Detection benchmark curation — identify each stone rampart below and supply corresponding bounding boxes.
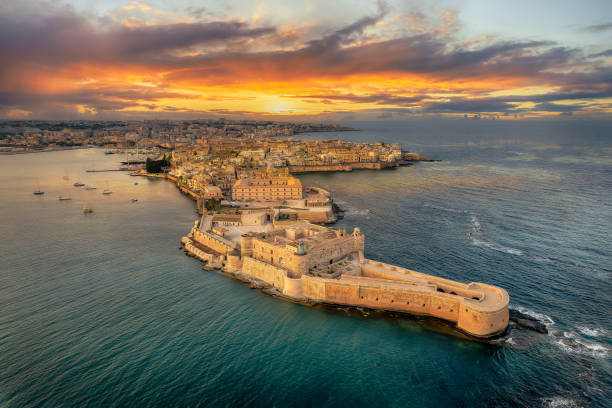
[193,229,237,254]
[299,259,509,338]
[241,256,288,291]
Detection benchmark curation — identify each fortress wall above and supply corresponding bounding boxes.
[306,236,363,269]
[241,257,287,291]
[457,301,509,337]
[302,275,326,299]
[193,229,236,254]
[251,240,296,271]
[323,281,360,304]
[283,276,303,298]
[361,259,484,299]
[300,275,478,328]
[226,254,242,272]
[457,285,509,337]
[240,235,254,257]
[295,210,334,223]
[361,263,426,284]
[350,162,398,170]
[183,240,222,267]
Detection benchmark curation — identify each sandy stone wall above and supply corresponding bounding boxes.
[241,257,287,291]
[193,229,237,254]
[304,235,364,270]
[294,210,334,223]
[299,271,508,337]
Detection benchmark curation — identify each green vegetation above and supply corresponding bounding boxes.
[146,154,172,173]
[56,141,82,146]
[205,198,221,211]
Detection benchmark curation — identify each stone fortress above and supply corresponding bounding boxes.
[182,212,509,338]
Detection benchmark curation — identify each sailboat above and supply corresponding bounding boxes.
[58,176,71,200]
[33,180,44,195]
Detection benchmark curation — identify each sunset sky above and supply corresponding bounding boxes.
[1,0,612,120]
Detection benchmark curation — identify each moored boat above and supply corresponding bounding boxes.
[73,182,85,187]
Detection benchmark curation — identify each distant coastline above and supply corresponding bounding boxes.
[0,145,92,155]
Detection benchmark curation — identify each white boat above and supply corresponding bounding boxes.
[103,189,112,195]
[58,196,72,201]
[130,198,138,202]
[86,185,97,190]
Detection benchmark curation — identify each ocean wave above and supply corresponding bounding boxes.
[577,326,608,338]
[422,204,470,214]
[333,199,371,217]
[553,331,609,358]
[344,208,371,217]
[541,397,580,408]
[468,215,524,256]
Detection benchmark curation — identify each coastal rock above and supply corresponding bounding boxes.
[509,309,548,334]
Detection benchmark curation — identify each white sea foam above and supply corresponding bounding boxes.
[554,331,609,358]
[541,396,580,408]
[468,215,524,256]
[344,208,371,217]
[577,326,608,337]
[334,200,371,218]
[513,305,555,326]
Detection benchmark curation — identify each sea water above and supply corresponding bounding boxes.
[1,119,610,407]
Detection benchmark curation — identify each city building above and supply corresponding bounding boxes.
[232,176,303,201]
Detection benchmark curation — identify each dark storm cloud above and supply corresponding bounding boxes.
[534,102,584,112]
[0,2,276,65]
[421,100,515,114]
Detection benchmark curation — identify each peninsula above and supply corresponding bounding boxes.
[9,118,509,338]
